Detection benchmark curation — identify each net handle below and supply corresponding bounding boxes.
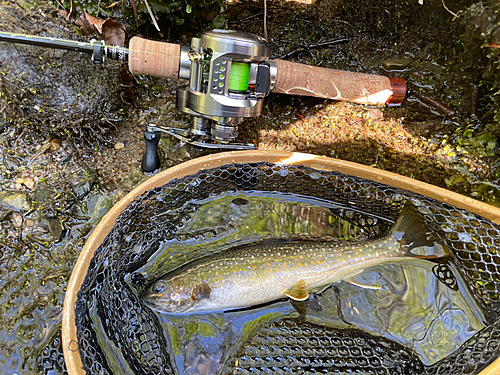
[272,59,406,105]
[62,151,500,375]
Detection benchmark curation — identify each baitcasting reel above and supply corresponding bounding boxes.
[142,29,277,172]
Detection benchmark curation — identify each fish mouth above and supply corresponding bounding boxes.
[141,293,195,314]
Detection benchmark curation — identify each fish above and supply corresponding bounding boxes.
[141,202,448,314]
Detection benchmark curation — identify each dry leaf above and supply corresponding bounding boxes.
[119,65,134,99]
[15,178,35,190]
[84,13,106,33]
[102,19,126,46]
[75,13,98,35]
[58,9,70,19]
[75,13,126,46]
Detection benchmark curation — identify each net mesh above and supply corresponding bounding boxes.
[71,162,500,375]
[221,318,425,374]
[37,329,68,375]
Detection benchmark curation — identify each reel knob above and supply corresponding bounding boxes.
[142,130,161,173]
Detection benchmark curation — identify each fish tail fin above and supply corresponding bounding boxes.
[392,201,450,259]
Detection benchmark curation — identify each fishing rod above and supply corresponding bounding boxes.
[0,32,129,63]
[0,29,407,171]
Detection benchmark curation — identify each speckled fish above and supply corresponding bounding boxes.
[142,202,447,314]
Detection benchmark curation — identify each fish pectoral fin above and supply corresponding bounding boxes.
[190,282,211,302]
[285,279,309,301]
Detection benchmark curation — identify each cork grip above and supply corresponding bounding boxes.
[128,37,180,79]
[273,59,405,105]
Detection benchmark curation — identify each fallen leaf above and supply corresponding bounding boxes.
[102,19,126,46]
[119,65,134,99]
[75,13,126,46]
[75,13,98,35]
[58,9,70,19]
[84,13,106,33]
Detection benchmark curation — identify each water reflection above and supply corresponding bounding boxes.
[314,260,485,365]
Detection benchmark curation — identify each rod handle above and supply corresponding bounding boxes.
[128,37,180,79]
[272,59,406,105]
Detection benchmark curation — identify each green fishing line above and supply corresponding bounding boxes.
[228,62,250,92]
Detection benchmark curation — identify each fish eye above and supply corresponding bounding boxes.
[153,281,166,294]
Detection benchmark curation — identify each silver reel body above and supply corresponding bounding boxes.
[151,29,276,150]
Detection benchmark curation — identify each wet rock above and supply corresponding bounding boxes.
[11,213,23,227]
[32,186,52,206]
[115,142,125,150]
[22,217,63,242]
[15,177,35,190]
[382,59,410,71]
[34,217,64,243]
[0,190,31,211]
[0,3,123,144]
[76,190,115,236]
[45,217,63,242]
[4,155,21,170]
[0,209,11,221]
[72,167,97,200]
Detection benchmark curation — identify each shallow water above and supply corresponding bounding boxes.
[136,191,486,373]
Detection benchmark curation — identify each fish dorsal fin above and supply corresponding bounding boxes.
[285,279,309,301]
[190,282,211,302]
[393,202,436,252]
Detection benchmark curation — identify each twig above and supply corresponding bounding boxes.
[263,0,268,42]
[65,0,73,22]
[308,38,349,48]
[279,37,349,59]
[131,0,139,27]
[143,0,160,31]
[229,12,263,24]
[441,0,458,18]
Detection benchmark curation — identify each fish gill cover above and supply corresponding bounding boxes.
[70,162,500,375]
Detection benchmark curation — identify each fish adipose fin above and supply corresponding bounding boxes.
[394,202,449,258]
[285,279,309,301]
[190,282,211,302]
